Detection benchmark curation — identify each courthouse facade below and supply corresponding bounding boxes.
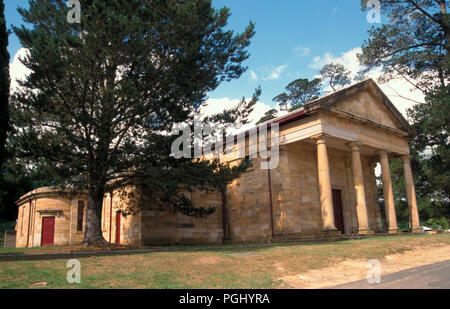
[15,79,421,247]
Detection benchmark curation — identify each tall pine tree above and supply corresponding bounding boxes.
[273,78,322,112]
[359,0,450,224]
[11,0,257,245]
[0,0,9,168]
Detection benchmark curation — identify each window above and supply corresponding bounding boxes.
[77,201,84,232]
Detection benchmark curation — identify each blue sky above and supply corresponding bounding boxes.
[210,0,373,105]
[5,1,385,112]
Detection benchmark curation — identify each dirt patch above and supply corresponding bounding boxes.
[192,256,225,265]
[280,245,450,289]
[30,281,47,288]
[228,253,260,258]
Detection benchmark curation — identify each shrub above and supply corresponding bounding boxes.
[0,221,15,233]
[426,218,450,231]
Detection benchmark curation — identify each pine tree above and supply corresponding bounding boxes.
[359,0,449,91]
[273,78,322,112]
[256,109,278,125]
[319,63,352,92]
[10,0,257,245]
[0,0,9,168]
[359,0,450,224]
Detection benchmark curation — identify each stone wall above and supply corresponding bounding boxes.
[15,189,88,248]
[101,186,141,246]
[227,158,273,242]
[3,231,16,248]
[140,188,223,245]
[225,138,384,242]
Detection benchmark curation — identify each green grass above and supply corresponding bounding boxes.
[0,233,449,289]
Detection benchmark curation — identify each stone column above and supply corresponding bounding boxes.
[313,134,337,232]
[369,162,383,232]
[401,155,420,232]
[347,142,374,234]
[377,150,398,233]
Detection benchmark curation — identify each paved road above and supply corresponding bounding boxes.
[333,260,450,289]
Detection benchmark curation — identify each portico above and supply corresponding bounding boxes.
[277,79,421,235]
[310,134,420,235]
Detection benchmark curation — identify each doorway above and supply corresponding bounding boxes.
[332,189,345,234]
[41,217,55,246]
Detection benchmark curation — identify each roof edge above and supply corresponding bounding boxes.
[15,187,87,206]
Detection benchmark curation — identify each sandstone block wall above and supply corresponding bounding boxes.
[15,190,88,248]
[3,231,16,248]
[101,186,142,246]
[140,188,223,245]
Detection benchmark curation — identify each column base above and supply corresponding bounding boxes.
[358,228,375,235]
[409,228,421,234]
[387,228,399,234]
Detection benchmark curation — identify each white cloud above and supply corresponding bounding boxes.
[9,48,31,93]
[264,65,288,81]
[200,97,273,130]
[294,45,311,57]
[249,70,258,81]
[309,47,425,119]
[309,47,363,76]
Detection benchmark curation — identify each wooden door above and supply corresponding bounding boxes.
[115,211,121,244]
[332,190,345,234]
[41,217,55,246]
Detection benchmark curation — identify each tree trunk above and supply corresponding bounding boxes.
[441,0,450,55]
[82,191,108,246]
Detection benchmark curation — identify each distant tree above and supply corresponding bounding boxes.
[0,160,54,221]
[359,0,450,224]
[0,0,9,168]
[10,0,257,245]
[256,109,278,125]
[359,0,449,91]
[319,63,352,92]
[273,78,322,112]
[407,87,450,219]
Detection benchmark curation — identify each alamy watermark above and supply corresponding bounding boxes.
[366,259,381,284]
[366,0,381,24]
[171,120,280,170]
[67,0,81,24]
[66,259,81,284]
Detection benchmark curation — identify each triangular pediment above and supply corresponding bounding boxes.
[331,88,406,132]
[304,79,414,136]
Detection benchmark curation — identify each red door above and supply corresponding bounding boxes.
[332,190,345,234]
[115,212,121,244]
[41,217,55,246]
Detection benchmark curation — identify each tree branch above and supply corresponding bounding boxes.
[405,0,441,25]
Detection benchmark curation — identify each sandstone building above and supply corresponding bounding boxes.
[15,79,421,247]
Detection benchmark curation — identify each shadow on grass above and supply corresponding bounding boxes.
[0,238,357,262]
[0,233,437,262]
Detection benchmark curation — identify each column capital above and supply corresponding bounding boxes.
[311,133,331,145]
[400,155,413,163]
[346,141,363,151]
[376,149,390,157]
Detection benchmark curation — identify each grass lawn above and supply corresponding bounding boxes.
[0,233,449,289]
